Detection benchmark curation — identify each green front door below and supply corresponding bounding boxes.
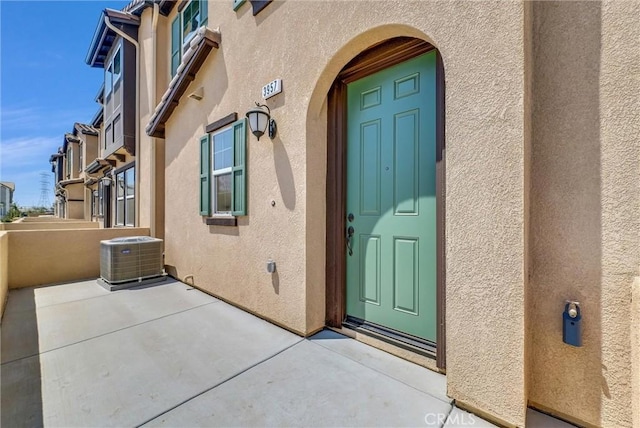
[346,51,437,342]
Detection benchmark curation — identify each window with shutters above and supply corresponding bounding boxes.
[171,0,208,77]
[199,118,246,218]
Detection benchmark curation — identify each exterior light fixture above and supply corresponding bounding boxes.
[245,102,276,140]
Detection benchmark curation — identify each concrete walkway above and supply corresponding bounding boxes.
[1,279,572,427]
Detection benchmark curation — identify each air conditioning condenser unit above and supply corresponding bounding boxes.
[98,236,166,291]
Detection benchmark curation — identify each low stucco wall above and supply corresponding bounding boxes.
[0,232,8,320]
[0,222,99,231]
[6,228,150,289]
[16,217,67,223]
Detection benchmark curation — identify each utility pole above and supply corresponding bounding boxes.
[38,172,51,208]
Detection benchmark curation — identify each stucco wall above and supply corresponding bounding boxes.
[0,232,8,320]
[161,1,528,425]
[6,228,150,289]
[85,133,98,169]
[529,1,640,427]
[137,6,167,239]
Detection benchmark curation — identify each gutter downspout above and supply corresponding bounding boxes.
[150,3,159,238]
[104,15,140,228]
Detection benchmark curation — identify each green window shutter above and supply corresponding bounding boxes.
[200,0,208,25]
[231,118,247,216]
[171,15,181,77]
[199,134,211,215]
[233,0,245,11]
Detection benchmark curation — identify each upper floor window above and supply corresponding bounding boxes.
[66,147,73,179]
[171,0,208,76]
[79,143,83,173]
[104,45,122,98]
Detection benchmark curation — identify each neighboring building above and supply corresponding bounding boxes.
[49,123,100,221]
[0,182,15,217]
[86,8,139,228]
[49,149,65,218]
[45,1,638,427]
[84,103,115,227]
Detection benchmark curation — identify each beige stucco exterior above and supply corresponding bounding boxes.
[6,227,150,289]
[27,1,637,426]
[156,1,530,425]
[137,5,167,239]
[528,2,640,427]
[146,1,640,426]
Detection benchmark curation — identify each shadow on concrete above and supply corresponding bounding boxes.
[1,288,44,426]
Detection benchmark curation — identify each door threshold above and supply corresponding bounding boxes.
[341,316,438,362]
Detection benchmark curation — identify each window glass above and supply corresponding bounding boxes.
[202,119,246,217]
[105,125,112,149]
[105,64,113,97]
[67,148,72,177]
[116,199,125,225]
[117,172,125,198]
[92,191,98,217]
[113,48,121,83]
[98,181,104,216]
[182,1,200,45]
[215,173,232,213]
[113,115,122,144]
[126,198,135,226]
[213,128,232,171]
[126,168,135,196]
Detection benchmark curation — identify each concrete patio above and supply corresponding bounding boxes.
[1,279,572,427]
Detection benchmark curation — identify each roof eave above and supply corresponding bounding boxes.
[86,9,140,68]
[146,28,220,138]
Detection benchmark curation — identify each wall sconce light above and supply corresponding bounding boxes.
[245,102,276,140]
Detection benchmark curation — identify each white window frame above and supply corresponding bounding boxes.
[66,147,73,179]
[98,180,104,217]
[210,125,233,216]
[104,41,122,100]
[125,168,135,227]
[181,0,202,52]
[115,166,135,227]
[79,142,83,173]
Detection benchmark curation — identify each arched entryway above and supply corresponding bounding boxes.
[324,37,446,369]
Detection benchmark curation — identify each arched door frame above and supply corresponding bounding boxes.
[325,37,447,369]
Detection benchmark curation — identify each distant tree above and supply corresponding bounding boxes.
[2,203,21,222]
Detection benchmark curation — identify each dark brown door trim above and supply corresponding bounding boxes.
[435,51,446,369]
[325,37,447,369]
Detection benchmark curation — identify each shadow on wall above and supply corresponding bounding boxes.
[1,289,43,426]
[529,1,602,426]
[163,41,229,169]
[272,135,296,211]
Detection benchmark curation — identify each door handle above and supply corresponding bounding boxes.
[346,226,354,256]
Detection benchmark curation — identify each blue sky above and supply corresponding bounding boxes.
[0,0,128,207]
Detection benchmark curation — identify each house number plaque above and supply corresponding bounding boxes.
[262,79,282,99]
